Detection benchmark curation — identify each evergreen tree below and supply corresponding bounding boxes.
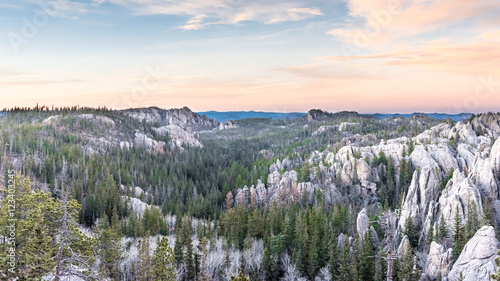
[427,225,435,245]
[437,214,448,241]
[182,216,196,281]
[174,216,184,264]
[22,208,55,280]
[403,216,418,249]
[97,218,123,280]
[465,199,480,240]
[398,240,420,281]
[491,249,500,280]
[138,231,153,281]
[482,197,493,226]
[197,237,210,281]
[335,239,351,281]
[153,236,177,281]
[452,206,466,263]
[230,270,250,281]
[359,232,375,281]
[328,234,339,278]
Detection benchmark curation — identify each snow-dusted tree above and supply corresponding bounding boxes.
[281,252,307,281]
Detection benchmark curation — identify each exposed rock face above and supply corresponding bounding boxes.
[397,236,410,258]
[312,125,338,136]
[448,226,500,281]
[41,115,60,125]
[425,242,452,280]
[155,125,203,150]
[78,114,115,127]
[233,164,343,208]
[338,122,359,132]
[134,132,165,153]
[124,106,219,130]
[438,170,483,236]
[305,109,331,122]
[356,208,370,239]
[469,156,498,199]
[42,113,116,127]
[491,137,500,176]
[218,121,238,130]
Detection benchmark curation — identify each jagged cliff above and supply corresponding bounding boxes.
[230,112,500,279]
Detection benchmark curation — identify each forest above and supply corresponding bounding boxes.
[0,106,499,281]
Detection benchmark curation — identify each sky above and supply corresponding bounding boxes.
[0,0,499,113]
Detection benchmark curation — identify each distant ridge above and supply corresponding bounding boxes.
[197,110,472,122]
[367,113,472,122]
[198,111,305,122]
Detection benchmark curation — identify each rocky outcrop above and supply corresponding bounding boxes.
[134,132,165,153]
[425,241,452,280]
[124,106,219,130]
[312,125,338,136]
[78,114,115,127]
[491,137,500,176]
[218,121,237,130]
[438,170,483,236]
[305,109,331,122]
[155,125,203,150]
[233,166,343,208]
[338,122,359,132]
[357,208,370,239]
[447,226,500,281]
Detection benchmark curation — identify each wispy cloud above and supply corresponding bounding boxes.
[275,63,380,80]
[329,0,500,48]
[102,0,323,29]
[0,79,82,87]
[321,39,500,75]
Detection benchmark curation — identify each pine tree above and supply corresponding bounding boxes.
[482,197,493,226]
[230,270,250,281]
[335,239,351,281]
[437,214,448,241]
[403,216,418,249]
[174,216,184,264]
[375,249,387,281]
[427,225,435,245]
[138,231,153,281]
[465,199,480,240]
[452,206,466,263]
[359,232,375,281]
[398,240,420,281]
[22,208,55,280]
[197,237,210,281]
[153,236,177,281]
[54,184,98,281]
[328,234,338,278]
[182,216,196,281]
[97,218,123,280]
[491,249,500,280]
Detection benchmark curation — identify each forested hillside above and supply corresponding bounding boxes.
[1,106,500,281]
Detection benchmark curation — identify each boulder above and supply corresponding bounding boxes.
[448,226,500,281]
[425,241,452,280]
[357,208,370,239]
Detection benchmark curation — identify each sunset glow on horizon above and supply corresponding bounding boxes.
[1,0,499,113]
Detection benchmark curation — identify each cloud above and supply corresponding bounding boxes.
[320,39,500,75]
[0,79,82,87]
[329,0,500,48]
[106,0,322,29]
[275,63,380,80]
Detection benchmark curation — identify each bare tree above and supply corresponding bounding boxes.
[53,183,100,281]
